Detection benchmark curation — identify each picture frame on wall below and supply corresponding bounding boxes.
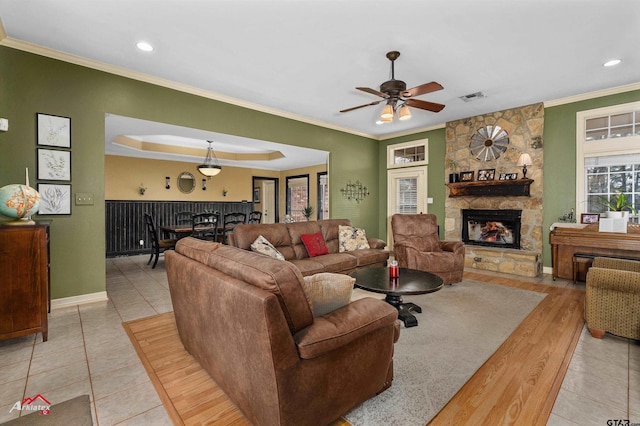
[477,168,495,181]
[37,113,71,148]
[38,148,71,181]
[459,171,474,182]
[253,187,260,203]
[38,183,71,215]
[581,213,600,224]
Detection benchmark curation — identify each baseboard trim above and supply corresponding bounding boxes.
[542,266,553,275]
[51,291,108,310]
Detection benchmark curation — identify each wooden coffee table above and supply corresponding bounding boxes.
[350,267,444,327]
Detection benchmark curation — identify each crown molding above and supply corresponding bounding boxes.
[0,36,378,140]
[0,18,7,41]
[378,123,446,141]
[544,82,640,108]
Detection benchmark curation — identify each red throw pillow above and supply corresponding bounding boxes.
[301,232,329,257]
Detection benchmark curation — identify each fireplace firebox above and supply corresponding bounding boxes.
[462,209,522,249]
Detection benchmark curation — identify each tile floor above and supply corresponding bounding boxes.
[0,255,638,425]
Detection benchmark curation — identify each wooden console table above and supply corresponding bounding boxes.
[446,179,533,197]
[549,223,640,281]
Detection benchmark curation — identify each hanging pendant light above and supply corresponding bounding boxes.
[198,140,222,177]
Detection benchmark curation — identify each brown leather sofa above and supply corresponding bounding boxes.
[166,238,400,426]
[229,218,389,276]
[391,213,465,284]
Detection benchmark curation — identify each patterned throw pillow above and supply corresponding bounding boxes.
[300,232,329,257]
[301,273,355,317]
[250,235,285,260]
[338,225,370,252]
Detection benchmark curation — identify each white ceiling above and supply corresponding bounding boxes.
[1,0,639,144]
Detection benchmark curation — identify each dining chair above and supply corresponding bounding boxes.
[220,212,247,244]
[248,211,262,224]
[175,211,194,225]
[192,212,219,241]
[144,213,177,269]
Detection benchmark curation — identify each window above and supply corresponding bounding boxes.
[317,172,329,220]
[576,101,640,216]
[286,175,309,222]
[387,139,428,168]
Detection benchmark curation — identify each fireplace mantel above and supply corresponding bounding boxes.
[446,179,533,197]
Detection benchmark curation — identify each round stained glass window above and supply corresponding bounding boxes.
[469,125,509,161]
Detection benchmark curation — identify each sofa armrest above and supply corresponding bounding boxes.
[293,298,399,360]
[439,240,465,255]
[367,237,387,250]
[587,267,640,294]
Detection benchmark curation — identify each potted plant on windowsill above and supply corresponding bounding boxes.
[302,205,314,221]
[598,190,637,220]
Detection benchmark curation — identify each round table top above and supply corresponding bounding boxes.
[349,267,444,295]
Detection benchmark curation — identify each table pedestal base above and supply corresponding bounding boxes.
[384,294,422,327]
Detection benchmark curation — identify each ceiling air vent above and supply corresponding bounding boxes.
[459,91,486,102]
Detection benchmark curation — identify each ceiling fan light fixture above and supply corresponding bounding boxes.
[398,104,411,121]
[380,103,394,120]
[198,140,222,177]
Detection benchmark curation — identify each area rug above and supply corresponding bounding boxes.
[343,279,546,425]
[0,395,92,426]
[124,278,548,425]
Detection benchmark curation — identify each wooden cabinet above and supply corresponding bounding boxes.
[0,223,49,342]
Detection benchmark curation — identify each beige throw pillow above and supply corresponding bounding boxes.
[301,273,354,317]
[250,235,285,260]
[338,225,370,252]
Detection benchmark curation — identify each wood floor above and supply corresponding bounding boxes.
[123,273,584,426]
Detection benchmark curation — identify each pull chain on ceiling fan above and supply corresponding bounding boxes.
[340,51,445,123]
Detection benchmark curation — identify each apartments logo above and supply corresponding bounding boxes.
[9,394,51,415]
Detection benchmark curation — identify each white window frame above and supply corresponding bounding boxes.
[576,101,640,216]
[387,139,429,169]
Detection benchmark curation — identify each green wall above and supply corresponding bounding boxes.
[0,46,380,299]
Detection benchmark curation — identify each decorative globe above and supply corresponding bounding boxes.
[0,184,41,225]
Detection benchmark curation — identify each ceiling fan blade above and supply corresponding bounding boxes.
[402,81,443,98]
[405,98,446,113]
[339,100,383,113]
[356,87,389,99]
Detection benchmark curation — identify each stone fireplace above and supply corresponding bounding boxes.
[444,103,544,277]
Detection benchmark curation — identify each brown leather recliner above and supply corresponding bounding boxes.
[166,238,400,425]
[391,214,465,284]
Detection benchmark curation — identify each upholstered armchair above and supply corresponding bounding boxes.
[585,257,640,339]
[391,214,465,284]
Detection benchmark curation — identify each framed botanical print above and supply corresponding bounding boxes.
[37,113,71,148]
[38,148,71,181]
[38,183,71,215]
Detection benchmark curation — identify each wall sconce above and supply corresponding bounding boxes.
[202,179,207,191]
[340,180,369,203]
[165,176,171,189]
[222,188,228,197]
[139,184,147,195]
[516,153,533,179]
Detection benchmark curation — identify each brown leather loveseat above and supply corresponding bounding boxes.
[166,238,400,425]
[229,218,389,276]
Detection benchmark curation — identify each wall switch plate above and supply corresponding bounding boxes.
[427,197,434,204]
[0,118,8,132]
[75,193,94,205]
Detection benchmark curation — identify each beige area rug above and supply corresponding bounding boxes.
[0,395,92,426]
[344,279,546,425]
[124,279,546,425]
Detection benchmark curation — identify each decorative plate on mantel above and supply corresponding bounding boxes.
[470,125,510,161]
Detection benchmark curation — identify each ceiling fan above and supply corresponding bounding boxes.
[340,51,445,122]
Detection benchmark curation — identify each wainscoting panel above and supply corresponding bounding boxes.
[106,200,254,257]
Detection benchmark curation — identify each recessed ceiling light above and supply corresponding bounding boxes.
[603,59,621,67]
[136,41,154,52]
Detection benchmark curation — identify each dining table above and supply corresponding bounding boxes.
[160,223,218,241]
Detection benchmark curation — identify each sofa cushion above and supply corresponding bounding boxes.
[231,223,296,260]
[347,248,390,267]
[176,238,313,333]
[288,258,327,277]
[251,235,285,260]
[339,225,371,252]
[318,218,353,254]
[286,221,323,259]
[301,273,354,317]
[305,253,358,273]
[300,232,329,257]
